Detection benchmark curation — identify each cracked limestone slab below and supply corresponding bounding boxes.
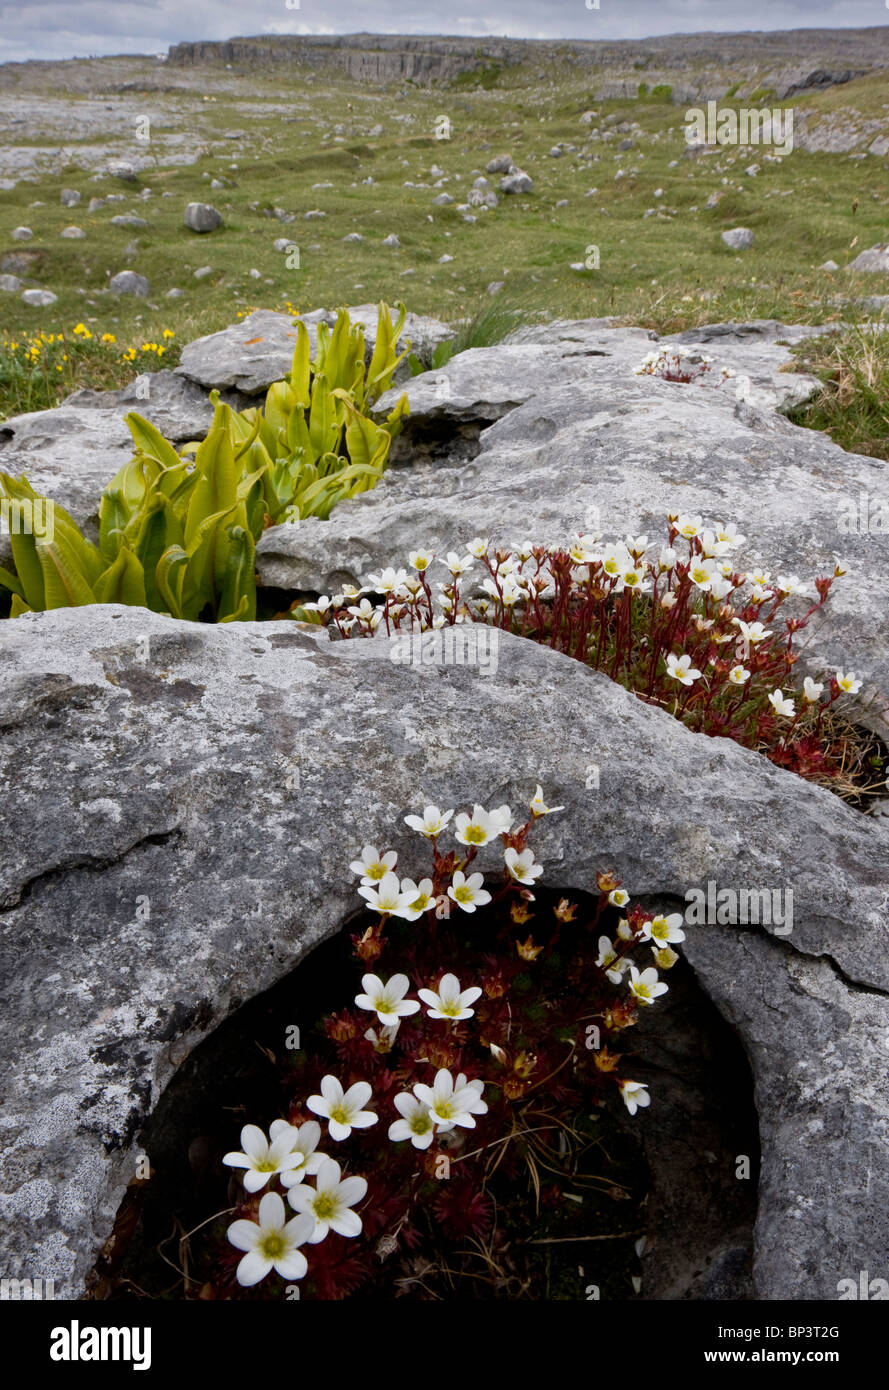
[0,607,887,1299]
[0,314,822,561]
[372,318,824,427]
[256,321,888,736]
[678,928,889,1300]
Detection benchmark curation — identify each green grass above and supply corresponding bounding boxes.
[788,322,889,459]
[421,291,550,369]
[0,58,887,421]
[452,63,504,90]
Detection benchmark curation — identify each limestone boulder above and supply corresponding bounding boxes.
[257,322,889,734]
[0,608,887,1300]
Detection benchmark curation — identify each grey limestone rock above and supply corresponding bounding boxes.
[256,319,889,738]
[0,609,886,1300]
[849,244,889,273]
[184,202,223,233]
[722,227,755,250]
[109,271,149,296]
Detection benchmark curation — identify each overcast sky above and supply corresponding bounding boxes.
[1,0,887,65]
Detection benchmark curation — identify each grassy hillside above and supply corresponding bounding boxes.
[1,54,887,418]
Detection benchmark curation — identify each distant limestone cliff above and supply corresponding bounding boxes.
[166,28,889,99]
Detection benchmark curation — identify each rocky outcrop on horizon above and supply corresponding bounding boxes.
[164,28,889,100]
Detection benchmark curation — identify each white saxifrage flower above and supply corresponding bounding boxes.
[364,1022,401,1053]
[306,1076,378,1142]
[227,1192,315,1286]
[354,973,421,1025]
[728,665,750,685]
[708,574,734,601]
[349,845,397,885]
[676,514,703,539]
[348,597,380,627]
[596,936,629,984]
[357,869,416,917]
[608,888,629,908]
[529,784,565,818]
[222,1122,307,1193]
[454,803,512,846]
[442,551,473,577]
[715,522,745,549]
[398,877,437,920]
[504,847,544,885]
[448,870,492,913]
[733,618,771,645]
[666,653,702,686]
[618,1081,651,1117]
[601,542,631,577]
[412,1069,487,1131]
[803,676,824,703]
[418,972,483,1020]
[776,574,807,597]
[404,804,454,838]
[367,566,409,595]
[689,559,717,590]
[388,1093,436,1149]
[628,965,669,1005]
[568,537,598,565]
[484,575,523,607]
[642,913,686,946]
[619,566,650,595]
[768,689,796,718]
[835,670,863,695]
[286,1156,368,1243]
[489,804,513,834]
[273,1119,327,1188]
